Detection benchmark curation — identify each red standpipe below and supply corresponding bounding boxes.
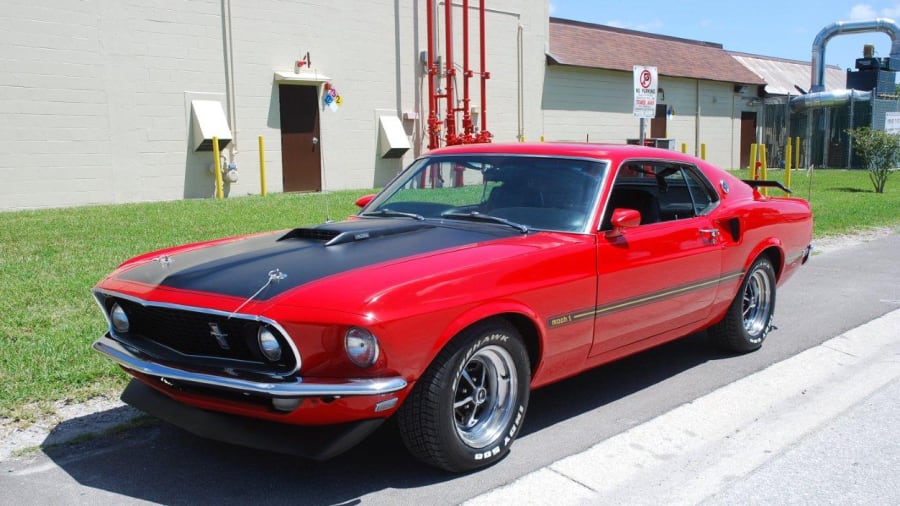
[426,0,441,150]
[444,0,458,145]
[461,0,474,142]
[476,0,492,143]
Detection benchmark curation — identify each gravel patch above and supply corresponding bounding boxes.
[0,397,142,461]
[812,227,897,256]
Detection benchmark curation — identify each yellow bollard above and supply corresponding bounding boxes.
[784,140,792,190]
[213,136,223,200]
[700,143,707,160]
[749,143,758,177]
[794,137,801,169]
[258,135,267,196]
[681,143,687,154]
[760,144,769,196]
[540,135,545,142]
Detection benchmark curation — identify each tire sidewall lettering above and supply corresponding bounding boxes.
[466,402,526,463]
[449,329,526,465]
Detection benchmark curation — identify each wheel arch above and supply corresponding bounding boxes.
[747,239,784,281]
[434,304,544,377]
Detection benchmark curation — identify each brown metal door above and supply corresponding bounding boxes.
[279,85,321,192]
[650,104,667,138]
[740,112,757,170]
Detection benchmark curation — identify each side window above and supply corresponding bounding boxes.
[684,168,718,214]
[603,162,719,230]
[657,166,718,220]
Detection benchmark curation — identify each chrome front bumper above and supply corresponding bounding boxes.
[93,335,408,399]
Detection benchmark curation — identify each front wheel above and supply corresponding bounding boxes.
[710,256,777,353]
[397,319,530,472]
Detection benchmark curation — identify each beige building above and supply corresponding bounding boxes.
[541,18,766,170]
[1,1,548,210]
[3,3,824,211]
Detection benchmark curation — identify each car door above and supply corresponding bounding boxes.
[589,161,726,357]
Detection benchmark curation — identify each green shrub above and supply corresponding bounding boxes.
[848,127,899,193]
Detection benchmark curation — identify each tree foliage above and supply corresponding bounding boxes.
[849,127,899,193]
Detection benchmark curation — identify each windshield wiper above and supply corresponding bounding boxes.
[441,211,529,233]
[361,209,425,221]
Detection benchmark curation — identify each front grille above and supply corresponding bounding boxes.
[111,298,296,373]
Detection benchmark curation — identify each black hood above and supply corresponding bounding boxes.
[117,219,517,300]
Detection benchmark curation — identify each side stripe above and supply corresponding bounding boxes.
[547,270,745,328]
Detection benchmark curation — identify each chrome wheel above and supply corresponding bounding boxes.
[709,256,776,353]
[742,267,773,339]
[398,319,530,472]
[453,345,519,448]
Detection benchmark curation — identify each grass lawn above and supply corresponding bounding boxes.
[728,168,900,237]
[1,170,898,421]
[0,190,371,421]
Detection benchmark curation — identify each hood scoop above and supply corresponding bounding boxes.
[279,220,433,247]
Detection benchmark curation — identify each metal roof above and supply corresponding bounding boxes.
[729,52,847,96]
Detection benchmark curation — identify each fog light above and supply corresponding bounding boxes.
[258,327,283,362]
[110,303,130,333]
[345,327,379,367]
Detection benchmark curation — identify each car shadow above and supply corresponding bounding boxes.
[41,331,732,505]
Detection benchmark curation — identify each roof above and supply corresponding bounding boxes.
[547,18,765,85]
[729,51,847,95]
[429,141,710,164]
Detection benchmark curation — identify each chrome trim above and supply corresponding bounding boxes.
[93,288,302,375]
[93,335,408,398]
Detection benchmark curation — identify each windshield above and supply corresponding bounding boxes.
[363,155,607,233]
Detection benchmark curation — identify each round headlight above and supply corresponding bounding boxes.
[110,303,130,333]
[257,327,283,362]
[345,327,379,368]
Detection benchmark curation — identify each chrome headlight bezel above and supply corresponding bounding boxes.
[344,327,380,368]
[257,326,284,362]
[110,303,130,334]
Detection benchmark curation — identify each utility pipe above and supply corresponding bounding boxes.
[222,0,238,159]
[790,89,871,111]
[444,0,457,145]
[694,80,701,157]
[478,0,489,139]
[517,22,524,142]
[462,0,473,141]
[477,0,492,142]
[426,0,439,149]
[810,18,900,92]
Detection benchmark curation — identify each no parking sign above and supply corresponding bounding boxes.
[633,65,658,118]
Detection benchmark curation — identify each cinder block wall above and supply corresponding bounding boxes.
[0,0,548,210]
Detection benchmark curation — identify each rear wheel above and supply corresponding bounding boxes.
[398,319,530,472]
[710,256,776,353]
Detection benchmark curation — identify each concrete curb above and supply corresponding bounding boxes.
[466,308,900,505]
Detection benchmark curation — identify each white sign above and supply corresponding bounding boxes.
[886,112,900,134]
[633,65,658,119]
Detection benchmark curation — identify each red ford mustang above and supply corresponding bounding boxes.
[93,143,812,472]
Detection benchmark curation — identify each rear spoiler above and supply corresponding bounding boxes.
[742,179,792,194]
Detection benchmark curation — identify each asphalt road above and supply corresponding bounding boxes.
[2,232,898,506]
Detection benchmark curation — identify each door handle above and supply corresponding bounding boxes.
[699,228,720,244]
